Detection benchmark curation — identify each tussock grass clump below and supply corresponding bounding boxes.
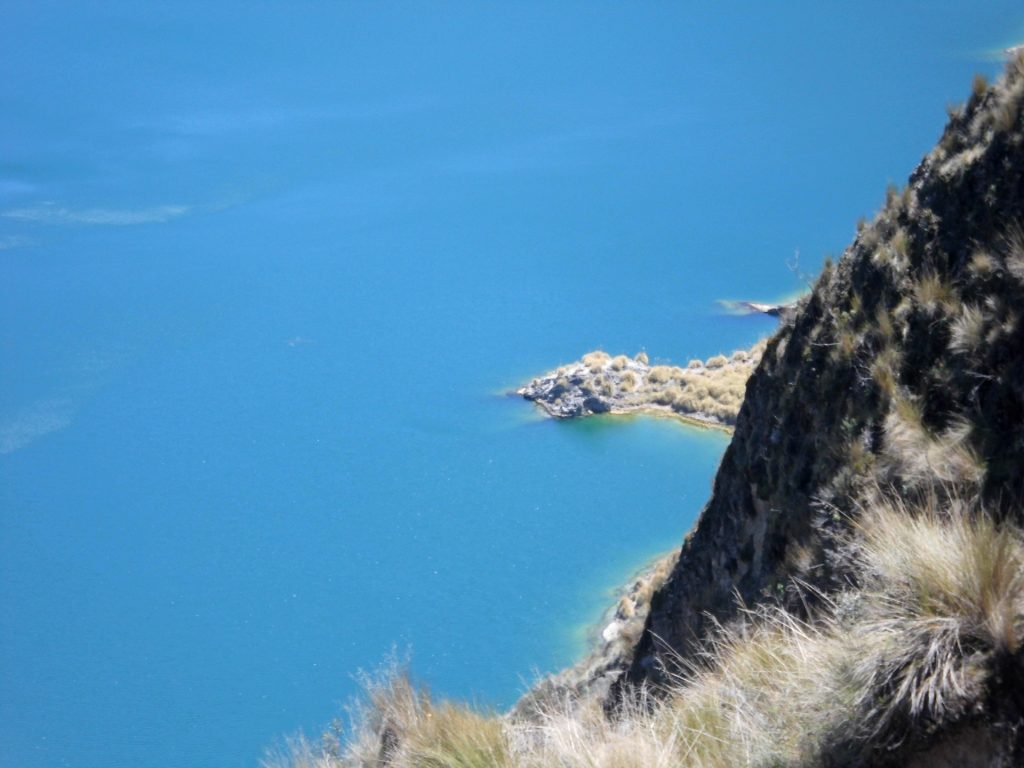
[874,305,896,344]
[647,366,674,384]
[870,347,901,396]
[871,228,910,276]
[610,355,630,371]
[913,271,957,316]
[968,248,999,276]
[705,354,728,369]
[404,704,511,768]
[948,304,986,354]
[265,668,512,768]
[654,385,682,407]
[1003,223,1024,282]
[582,351,610,366]
[582,351,611,373]
[883,392,986,486]
[271,496,1024,768]
[844,494,1024,747]
[687,359,703,369]
[520,694,682,768]
[831,327,860,362]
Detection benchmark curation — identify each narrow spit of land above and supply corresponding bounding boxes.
[518,342,767,431]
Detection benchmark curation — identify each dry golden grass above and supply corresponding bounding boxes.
[582,351,611,367]
[271,494,1024,768]
[968,248,998,276]
[883,393,986,487]
[831,327,860,362]
[583,351,611,374]
[518,695,682,768]
[871,347,901,396]
[948,304,985,354]
[874,305,896,344]
[913,271,957,316]
[401,703,512,768]
[1003,223,1024,282]
[846,494,1024,745]
[647,365,674,384]
[705,354,728,369]
[653,384,682,407]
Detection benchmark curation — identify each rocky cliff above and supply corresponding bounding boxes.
[273,54,1024,768]
[620,53,1024,755]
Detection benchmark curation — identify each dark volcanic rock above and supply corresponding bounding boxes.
[617,54,1024,758]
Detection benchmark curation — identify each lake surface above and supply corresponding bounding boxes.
[2,3,1021,767]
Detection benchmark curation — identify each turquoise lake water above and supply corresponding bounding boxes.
[2,3,1022,767]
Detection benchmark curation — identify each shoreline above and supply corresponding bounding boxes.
[597,404,735,434]
[513,547,681,718]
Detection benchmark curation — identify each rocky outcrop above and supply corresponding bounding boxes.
[518,346,765,429]
[613,53,1024,761]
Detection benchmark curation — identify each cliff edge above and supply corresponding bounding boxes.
[621,54,1024,762]
[271,53,1024,768]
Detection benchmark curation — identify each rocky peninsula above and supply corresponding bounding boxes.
[518,343,766,429]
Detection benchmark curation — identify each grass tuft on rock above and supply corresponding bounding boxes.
[269,493,1024,768]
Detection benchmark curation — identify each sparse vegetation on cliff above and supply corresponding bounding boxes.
[267,492,1024,768]
[269,50,1024,768]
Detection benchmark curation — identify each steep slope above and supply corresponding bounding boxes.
[626,53,1024,698]
[270,55,1024,768]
